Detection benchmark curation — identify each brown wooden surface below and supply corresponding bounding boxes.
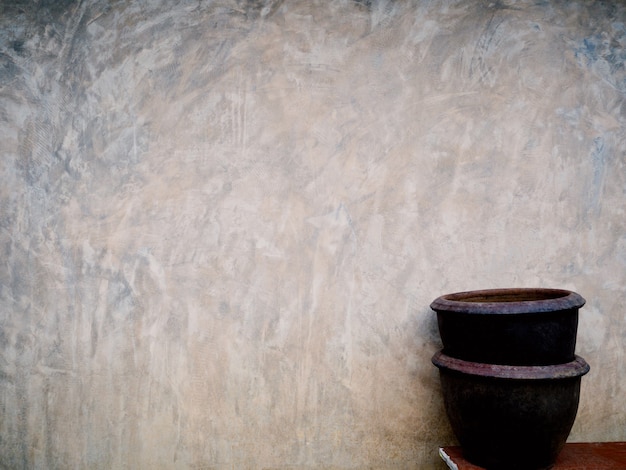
[440,442,626,469]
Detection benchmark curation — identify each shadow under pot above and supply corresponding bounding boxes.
[431,288,585,366]
[432,350,590,470]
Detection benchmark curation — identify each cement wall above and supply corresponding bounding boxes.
[1,0,625,468]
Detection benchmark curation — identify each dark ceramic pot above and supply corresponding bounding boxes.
[431,288,585,365]
[432,350,590,470]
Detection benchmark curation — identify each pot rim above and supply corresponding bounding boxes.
[430,288,585,315]
[432,350,590,379]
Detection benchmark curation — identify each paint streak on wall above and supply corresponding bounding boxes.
[1,0,625,468]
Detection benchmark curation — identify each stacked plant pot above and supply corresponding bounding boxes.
[430,288,590,470]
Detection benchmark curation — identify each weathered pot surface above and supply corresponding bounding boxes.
[432,350,590,470]
[431,288,586,365]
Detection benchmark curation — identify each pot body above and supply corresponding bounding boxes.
[431,288,585,365]
[432,351,590,470]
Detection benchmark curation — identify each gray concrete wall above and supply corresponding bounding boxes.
[1,0,625,468]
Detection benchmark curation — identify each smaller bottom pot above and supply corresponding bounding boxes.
[432,351,590,470]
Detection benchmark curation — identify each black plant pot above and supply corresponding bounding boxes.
[432,350,590,470]
[431,288,585,365]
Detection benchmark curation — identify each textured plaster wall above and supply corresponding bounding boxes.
[1,0,625,468]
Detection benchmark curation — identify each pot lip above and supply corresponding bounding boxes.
[430,288,585,315]
[431,350,590,380]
